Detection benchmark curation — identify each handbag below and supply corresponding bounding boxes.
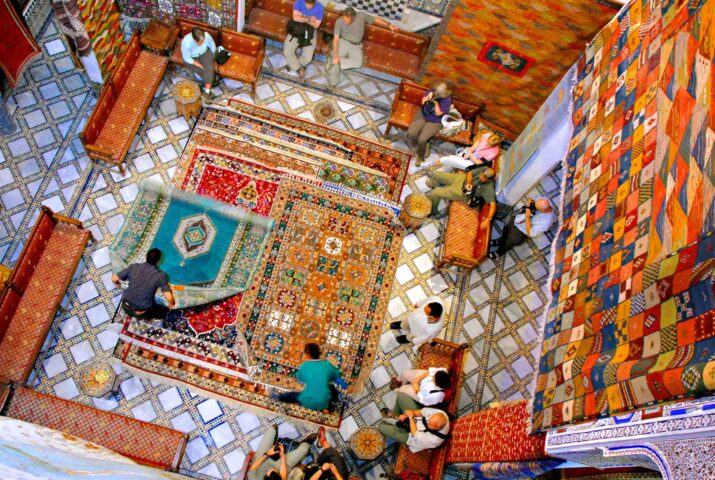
[287,19,315,48]
[215,48,231,65]
[439,105,465,136]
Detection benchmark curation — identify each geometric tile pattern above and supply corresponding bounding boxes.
[4,15,559,479]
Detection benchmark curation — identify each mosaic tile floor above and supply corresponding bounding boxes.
[1,17,560,479]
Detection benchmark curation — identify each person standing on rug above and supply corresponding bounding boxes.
[112,248,175,320]
[426,166,497,218]
[284,0,324,78]
[390,296,446,346]
[420,131,501,171]
[181,27,217,100]
[377,391,450,452]
[407,81,454,166]
[325,7,398,91]
[488,197,555,260]
[270,343,344,412]
[389,367,452,407]
[247,425,320,480]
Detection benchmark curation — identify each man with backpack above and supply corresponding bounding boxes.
[284,0,324,78]
[377,392,450,452]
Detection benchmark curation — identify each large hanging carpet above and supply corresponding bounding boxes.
[532,0,715,432]
[115,104,405,427]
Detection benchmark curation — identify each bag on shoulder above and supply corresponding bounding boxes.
[287,19,315,48]
[215,47,231,65]
[439,105,465,137]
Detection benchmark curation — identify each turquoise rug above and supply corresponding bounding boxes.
[110,180,274,308]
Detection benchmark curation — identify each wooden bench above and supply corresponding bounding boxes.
[391,339,468,480]
[169,18,265,97]
[0,207,92,384]
[80,32,168,174]
[0,384,188,471]
[436,201,492,271]
[245,0,430,79]
[386,80,486,147]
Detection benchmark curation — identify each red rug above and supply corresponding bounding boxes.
[0,0,41,88]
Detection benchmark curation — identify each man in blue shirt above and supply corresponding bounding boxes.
[112,248,175,320]
[180,27,217,99]
[283,0,324,78]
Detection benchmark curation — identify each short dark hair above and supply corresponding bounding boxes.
[264,472,282,480]
[305,342,321,359]
[146,248,162,265]
[305,0,316,4]
[434,370,452,389]
[426,302,443,318]
[191,27,204,42]
[342,6,356,17]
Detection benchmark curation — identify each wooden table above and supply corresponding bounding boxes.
[399,192,431,231]
[79,363,119,398]
[140,19,179,55]
[350,426,384,461]
[172,80,202,121]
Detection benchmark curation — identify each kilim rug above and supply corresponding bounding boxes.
[531,0,715,432]
[110,179,274,308]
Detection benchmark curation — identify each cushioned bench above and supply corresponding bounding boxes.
[437,201,492,271]
[392,339,468,480]
[80,32,168,174]
[386,80,486,147]
[169,18,265,97]
[0,207,91,383]
[0,385,188,471]
[245,0,430,79]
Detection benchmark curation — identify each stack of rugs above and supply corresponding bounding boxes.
[111,101,410,427]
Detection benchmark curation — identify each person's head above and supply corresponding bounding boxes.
[479,168,496,182]
[191,27,205,44]
[305,342,321,359]
[341,7,356,24]
[146,248,162,266]
[427,411,449,430]
[434,370,452,389]
[424,302,443,320]
[432,81,453,99]
[305,0,316,5]
[535,198,553,213]
[264,471,282,480]
[487,133,501,147]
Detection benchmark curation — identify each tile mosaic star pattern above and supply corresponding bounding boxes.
[1,15,558,479]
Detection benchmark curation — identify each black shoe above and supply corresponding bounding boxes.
[395,335,410,344]
[300,432,319,445]
[389,321,402,330]
[488,251,498,260]
[490,239,499,247]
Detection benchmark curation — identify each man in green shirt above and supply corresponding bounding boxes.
[270,343,343,411]
[426,167,497,222]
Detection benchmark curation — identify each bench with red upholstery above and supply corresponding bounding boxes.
[81,32,168,174]
[169,18,265,96]
[245,0,429,79]
[0,207,91,384]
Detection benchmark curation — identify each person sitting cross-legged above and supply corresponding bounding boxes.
[377,391,450,453]
[247,425,320,480]
[270,343,344,412]
[390,367,451,407]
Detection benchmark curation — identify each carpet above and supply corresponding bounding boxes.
[115,0,237,29]
[109,179,274,308]
[532,0,715,432]
[77,0,123,80]
[0,0,42,88]
[116,177,404,427]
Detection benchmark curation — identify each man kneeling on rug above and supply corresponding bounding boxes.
[112,248,175,320]
[270,343,345,412]
[248,425,320,480]
[377,391,450,452]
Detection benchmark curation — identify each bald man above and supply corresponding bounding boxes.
[489,197,555,259]
[377,391,450,452]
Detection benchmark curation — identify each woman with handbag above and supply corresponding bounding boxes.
[407,81,453,165]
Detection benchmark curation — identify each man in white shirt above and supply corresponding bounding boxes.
[390,296,445,346]
[488,197,555,259]
[391,367,451,406]
[377,391,450,452]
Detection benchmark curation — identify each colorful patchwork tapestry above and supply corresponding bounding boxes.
[532,0,715,432]
[423,0,619,136]
[77,0,124,80]
[117,179,403,427]
[110,180,274,308]
[116,0,237,29]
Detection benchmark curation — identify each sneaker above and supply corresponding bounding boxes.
[389,321,402,330]
[488,251,498,260]
[317,426,328,448]
[490,239,499,247]
[389,377,402,390]
[425,179,434,189]
[299,432,319,445]
[415,156,424,167]
[297,66,306,79]
[380,407,396,418]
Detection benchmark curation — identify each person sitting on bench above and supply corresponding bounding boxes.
[112,248,175,320]
[377,391,450,452]
[390,367,451,407]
